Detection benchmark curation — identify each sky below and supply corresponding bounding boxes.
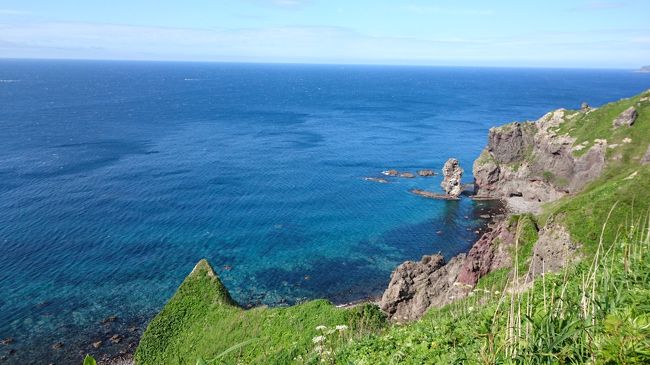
[0,0,649,68]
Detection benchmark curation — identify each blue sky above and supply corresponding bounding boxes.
[0,0,648,68]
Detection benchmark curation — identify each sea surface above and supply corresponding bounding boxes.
[0,60,648,363]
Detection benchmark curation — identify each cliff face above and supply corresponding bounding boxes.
[473,109,607,208]
[381,90,650,322]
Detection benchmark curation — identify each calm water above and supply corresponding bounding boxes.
[1,60,648,363]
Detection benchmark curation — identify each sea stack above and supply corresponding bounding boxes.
[440,158,463,198]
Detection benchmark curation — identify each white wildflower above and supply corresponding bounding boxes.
[312,335,325,344]
[335,325,348,331]
[315,325,327,331]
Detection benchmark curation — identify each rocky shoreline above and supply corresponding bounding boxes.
[377,94,650,322]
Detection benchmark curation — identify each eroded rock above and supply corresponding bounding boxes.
[417,169,435,177]
[441,158,464,197]
[612,106,637,128]
[380,254,468,321]
[528,223,580,279]
[473,109,607,210]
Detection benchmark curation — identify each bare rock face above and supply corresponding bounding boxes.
[440,158,464,197]
[380,254,468,322]
[456,220,516,286]
[527,223,580,279]
[612,106,638,128]
[473,109,607,210]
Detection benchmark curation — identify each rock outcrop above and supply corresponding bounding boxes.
[473,109,607,210]
[612,106,637,128]
[527,223,580,279]
[380,254,468,322]
[417,169,435,177]
[455,220,515,286]
[381,219,517,321]
[440,158,463,197]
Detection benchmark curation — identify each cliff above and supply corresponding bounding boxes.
[379,88,650,321]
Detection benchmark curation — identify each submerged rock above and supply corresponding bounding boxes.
[0,338,14,345]
[410,189,458,200]
[364,177,389,183]
[399,172,415,178]
[417,169,435,177]
[612,106,637,128]
[381,169,399,176]
[440,158,464,197]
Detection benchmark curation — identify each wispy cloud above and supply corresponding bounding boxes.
[405,5,495,16]
[571,1,628,11]
[0,21,648,67]
[0,9,31,15]
[246,0,311,9]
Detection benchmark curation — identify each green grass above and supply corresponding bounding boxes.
[554,90,650,159]
[134,260,386,365]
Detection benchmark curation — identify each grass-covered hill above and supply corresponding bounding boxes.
[132,90,650,365]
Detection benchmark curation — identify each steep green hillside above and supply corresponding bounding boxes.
[134,260,385,365]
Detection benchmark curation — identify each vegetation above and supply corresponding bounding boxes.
[337,210,650,364]
[134,260,386,365]
[133,91,650,364]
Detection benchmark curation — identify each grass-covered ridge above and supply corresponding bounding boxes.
[134,260,386,365]
[135,91,650,364]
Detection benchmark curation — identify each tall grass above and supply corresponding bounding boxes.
[337,206,650,364]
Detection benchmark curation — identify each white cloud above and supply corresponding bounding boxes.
[0,21,647,67]
[0,9,31,15]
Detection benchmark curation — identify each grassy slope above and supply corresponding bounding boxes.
[135,91,650,364]
[134,260,385,365]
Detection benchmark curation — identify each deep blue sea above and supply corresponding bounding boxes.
[0,60,648,364]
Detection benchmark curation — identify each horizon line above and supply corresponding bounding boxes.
[0,56,641,71]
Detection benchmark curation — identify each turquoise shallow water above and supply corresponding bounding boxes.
[0,60,649,363]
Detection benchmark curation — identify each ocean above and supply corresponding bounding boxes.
[0,60,648,363]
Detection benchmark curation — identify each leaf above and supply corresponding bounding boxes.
[83,354,97,365]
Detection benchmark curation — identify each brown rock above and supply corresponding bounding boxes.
[101,315,118,325]
[473,109,607,211]
[410,189,458,200]
[527,223,580,280]
[417,169,435,177]
[92,340,102,349]
[380,254,469,321]
[51,342,64,350]
[109,334,124,344]
[612,106,637,128]
[456,220,517,286]
[399,172,415,178]
[0,337,14,345]
[382,169,399,176]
